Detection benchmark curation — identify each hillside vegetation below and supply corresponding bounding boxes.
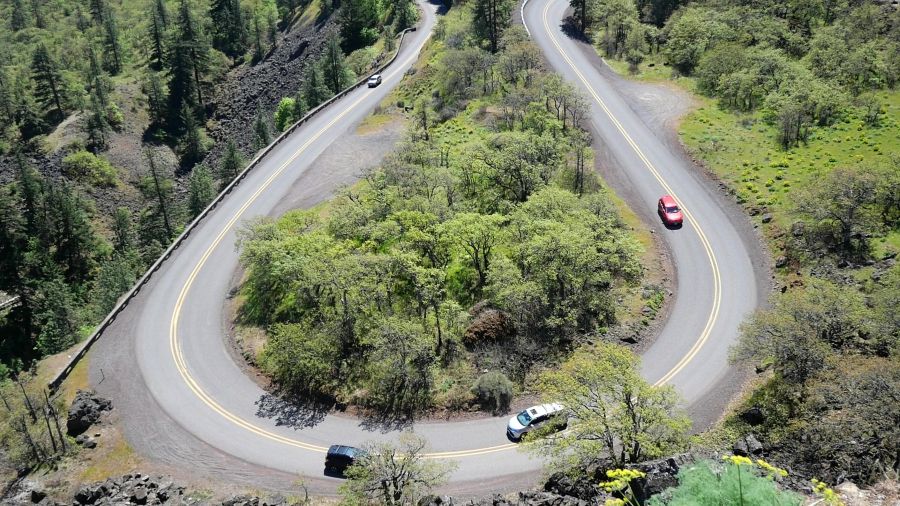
[238,4,650,418]
[573,0,900,487]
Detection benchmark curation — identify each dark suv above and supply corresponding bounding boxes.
[325,445,366,476]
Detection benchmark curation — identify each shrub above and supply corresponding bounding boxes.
[274,97,297,132]
[472,371,513,414]
[61,150,118,187]
[648,458,801,506]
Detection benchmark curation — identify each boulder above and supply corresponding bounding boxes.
[739,406,766,426]
[544,471,600,500]
[761,214,772,224]
[631,454,695,501]
[733,434,764,456]
[775,256,787,268]
[463,309,515,345]
[67,390,112,436]
[518,490,588,505]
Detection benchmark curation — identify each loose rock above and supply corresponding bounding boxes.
[67,390,112,436]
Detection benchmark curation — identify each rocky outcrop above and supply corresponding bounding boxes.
[463,307,515,345]
[733,434,764,457]
[66,390,112,436]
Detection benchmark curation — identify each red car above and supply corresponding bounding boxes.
[658,195,683,226]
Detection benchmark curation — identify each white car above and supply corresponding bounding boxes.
[506,403,566,441]
[367,74,382,87]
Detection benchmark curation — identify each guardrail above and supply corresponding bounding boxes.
[48,25,419,392]
[0,295,20,311]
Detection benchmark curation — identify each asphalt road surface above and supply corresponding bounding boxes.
[90,0,766,496]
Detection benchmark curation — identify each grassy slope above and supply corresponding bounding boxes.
[605,52,900,263]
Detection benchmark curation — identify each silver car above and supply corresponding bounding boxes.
[506,403,566,441]
[367,74,382,87]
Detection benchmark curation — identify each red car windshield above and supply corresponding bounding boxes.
[666,206,680,213]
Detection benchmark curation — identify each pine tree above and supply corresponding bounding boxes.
[102,6,123,74]
[218,140,244,188]
[45,183,98,285]
[174,0,210,107]
[74,5,90,32]
[292,92,308,119]
[148,6,167,71]
[0,186,27,301]
[179,103,204,166]
[30,0,45,29]
[33,276,78,355]
[474,0,512,53]
[91,252,136,319]
[84,90,111,151]
[253,110,271,151]
[321,35,354,94]
[339,0,379,52]
[10,0,29,31]
[302,64,330,107]
[89,0,106,24]
[16,157,46,241]
[0,70,13,125]
[188,164,214,217]
[252,14,264,62]
[144,71,168,129]
[31,43,66,120]
[86,46,110,108]
[210,0,246,58]
[111,207,135,254]
[142,149,175,241]
[154,0,169,28]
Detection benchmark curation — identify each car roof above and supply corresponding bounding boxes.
[525,403,564,417]
[327,445,363,457]
[660,195,677,206]
[369,74,381,79]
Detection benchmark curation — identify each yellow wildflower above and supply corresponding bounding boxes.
[604,499,626,506]
[723,454,753,466]
[755,459,788,478]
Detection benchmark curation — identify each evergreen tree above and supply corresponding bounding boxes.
[175,0,210,107]
[148,5,167,71]
[45,183,98,285]
[474,0,512,53]
[89,0,106,24]
[30,0,45,29]
[253,110,271,151]
[33,276,78,355]
[154,0,169,28]
[10,0,29,31]
[302,63,330,107]
[84,90,111,151]
[339,0,379,52]
[144,71,167,128]
[292,92,308,119]
[179,103,204,166]
[91,253,136,319]
[31,43,66,120]
[111,207,135,254]
[252,13,264,62]
[102,6,124,74]
[187,164,214,217]
[74,5,91,32]
[0,70,13,125]
[321,35,354,94]
[167,0,210,130]
[141,149,175,241]
[218,140,244,188]
[86,46,110,109]
[0,186,27,302]
[210,0,246,58]
[16,158,46,241]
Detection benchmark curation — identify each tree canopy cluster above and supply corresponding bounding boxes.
[572,0,899,147]
[239,9,642,417]
[732,272,900,485]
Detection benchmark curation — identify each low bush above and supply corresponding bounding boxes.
[472,371,513,414]
[61,151,118,187]
[648,458,801,506]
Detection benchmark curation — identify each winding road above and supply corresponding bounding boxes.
[89,0,765,496]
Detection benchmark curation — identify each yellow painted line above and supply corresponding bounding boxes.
[165,28,517,459]
[538,0,722,387]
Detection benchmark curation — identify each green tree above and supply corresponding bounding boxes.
[84,90,111,151]
[187,164,214,217]
[179,103,206,166]
[662,7,729,75]
[210,0,247,57]
[793,165,881,258]
[473,0,512,53]
[259,322,341,398]
[31,44,66,120]
[144,71,168,128]
[341,433,456,505]
[148,3,168,71]
[292,92,308,119]
[302,64,330,107]
[10,0,29,31]
[472,370,513,414]
[441,213,505,296]
[102,5,124,74]
[253,110,271,150]
[320,35,355,94]
[339,0,379,52]
[140,150,175,242]
[528,344,690,469]
[111,207,135,254]
[274,97,296,131]
[33,276,78,355]
[45,183,99,284]
[167,0,210,128]
[91,253,136,319]
[218,139,244,187]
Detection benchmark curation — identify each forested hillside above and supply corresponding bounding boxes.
[0,0,414,380]
[571,0,900,487]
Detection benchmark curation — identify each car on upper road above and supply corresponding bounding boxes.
[325,444,366,476]
[367,74,382,88]
[658,195,683,227]
[506,403,566,441]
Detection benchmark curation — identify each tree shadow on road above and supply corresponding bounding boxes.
[356,410,416,434]
[560,16,591,44]
[254,393,331,429]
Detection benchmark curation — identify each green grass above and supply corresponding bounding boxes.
[679,91,900,232]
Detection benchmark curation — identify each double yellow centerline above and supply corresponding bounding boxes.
[538,0,722,387]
